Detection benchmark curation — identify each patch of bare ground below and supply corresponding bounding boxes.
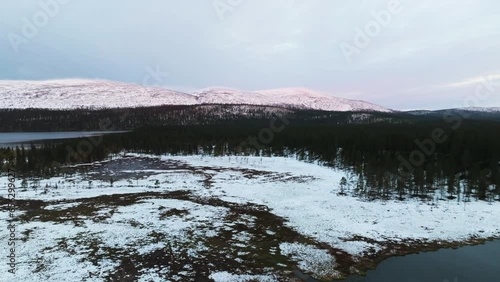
[2,190,345,281]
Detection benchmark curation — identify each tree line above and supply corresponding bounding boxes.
[1,108,500,202]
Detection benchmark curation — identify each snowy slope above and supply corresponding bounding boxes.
[194,87,269,105]
[0,79,391,112]
[257,88,391,112]
[192,86,392,112]
[0,79,197,109]
[194,87,391,112]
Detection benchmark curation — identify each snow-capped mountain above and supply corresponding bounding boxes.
[193,87,391,112]
[257,88,391,112]
[0,79,197,109]
[194,87,269,105]
[0,79,391,112]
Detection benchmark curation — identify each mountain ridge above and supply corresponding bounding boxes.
[3,79,500,113]
[0,79,391,112]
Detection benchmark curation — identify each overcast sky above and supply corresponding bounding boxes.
[1,0,499,110]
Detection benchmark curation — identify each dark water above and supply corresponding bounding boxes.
[341,240,500,282]
[0,131,125,148]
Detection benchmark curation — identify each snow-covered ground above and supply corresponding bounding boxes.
[163,155,500,251]
[1,154,499,281]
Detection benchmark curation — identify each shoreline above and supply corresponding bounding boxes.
[329,236,500,281]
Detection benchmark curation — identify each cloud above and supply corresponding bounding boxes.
[441,74,500,88]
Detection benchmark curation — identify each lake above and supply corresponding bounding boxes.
[0,131,125,148]
[341,240,500,282]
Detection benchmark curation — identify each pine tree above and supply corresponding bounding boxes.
[339,177,347,196]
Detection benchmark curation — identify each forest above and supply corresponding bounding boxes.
[1,105,500,203]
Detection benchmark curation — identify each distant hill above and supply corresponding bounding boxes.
[0,79,391,112]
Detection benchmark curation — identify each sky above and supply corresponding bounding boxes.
[1,0,500,110]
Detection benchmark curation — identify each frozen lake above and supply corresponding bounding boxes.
[0,131,125,147]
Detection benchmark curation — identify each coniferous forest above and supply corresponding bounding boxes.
[1,105,500,203]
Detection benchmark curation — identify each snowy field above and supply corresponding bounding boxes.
[1,154,500,281]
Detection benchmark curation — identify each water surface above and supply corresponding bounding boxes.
[0,131,124,148]
[341,240,500,282]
